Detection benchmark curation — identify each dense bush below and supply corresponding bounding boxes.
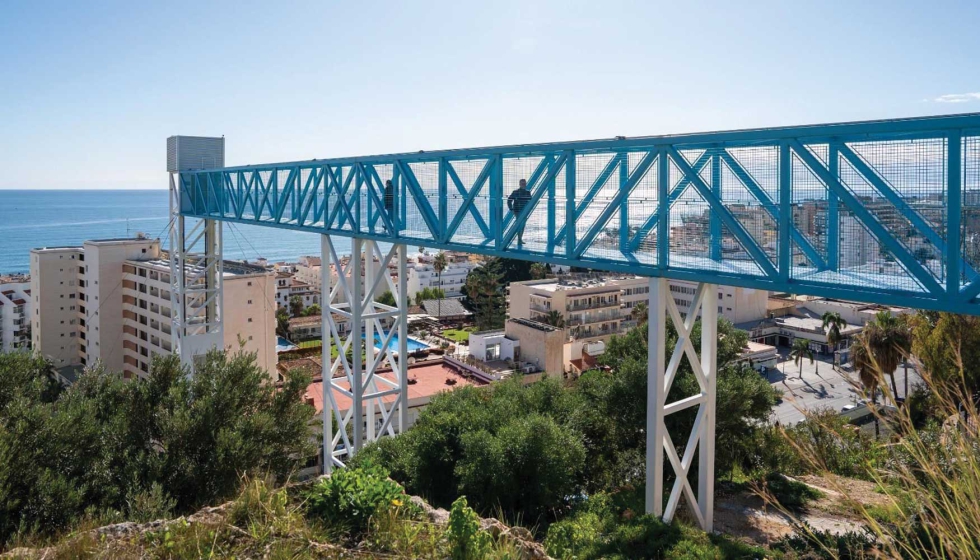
[0,349,314,545]
[304,461,417,540]
[544,490,767,560]
[353,377,586,523]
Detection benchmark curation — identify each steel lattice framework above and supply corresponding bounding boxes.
[171,113,980,532]
[178,113,980,315]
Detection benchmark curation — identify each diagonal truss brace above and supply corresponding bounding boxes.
[321,235,409,472]
[647,278,717,531]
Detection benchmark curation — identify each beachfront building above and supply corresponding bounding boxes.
[0,278,32,352]
[30,237,277,379]
[275,272,320,310]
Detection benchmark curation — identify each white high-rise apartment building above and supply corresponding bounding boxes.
[0,279,32,352]
[31,237,277,379]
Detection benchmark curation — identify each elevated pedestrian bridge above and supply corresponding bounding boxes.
[169,113,980,533]
[177,113,980,314]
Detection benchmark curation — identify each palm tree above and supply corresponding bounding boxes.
[542,310,566,329]
[862,310,911,399]
[822,311,848,370]
[433,252,448,320]
[631,302,648,326]
[276,307,291,339]
[851,336,882,439]
[790,338,813,380]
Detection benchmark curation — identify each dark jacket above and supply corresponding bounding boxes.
[384,181,395,213]
[508,188,532,215]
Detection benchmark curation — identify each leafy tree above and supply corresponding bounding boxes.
[414,287,446,307]
[530,262,548,280]
[909,312,980,409]
[490,256,534,284]
[589,319,778,484]
[289,295,305,318]
[377,290,397,308]
[463,260,506,331]
[353,378,584,522]
[821,311,847,370]
[543,309,566,328]
[790,338,814,379]
[0,349,314,544]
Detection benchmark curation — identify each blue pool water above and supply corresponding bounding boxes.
[364,333,429,352]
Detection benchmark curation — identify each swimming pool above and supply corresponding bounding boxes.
[364,333,429,352]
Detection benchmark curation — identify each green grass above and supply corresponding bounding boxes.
[297,339,322,349]
[442,327,475,343]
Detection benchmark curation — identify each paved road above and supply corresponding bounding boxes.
[765,349,920,425]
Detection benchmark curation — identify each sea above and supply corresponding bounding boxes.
[0,190,356,274]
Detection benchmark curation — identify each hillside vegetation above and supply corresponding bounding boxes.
[2,310,980,558]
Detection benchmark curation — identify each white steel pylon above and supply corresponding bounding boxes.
[320,235,409,472]
[169,172,223,372]
[646,278,717,531]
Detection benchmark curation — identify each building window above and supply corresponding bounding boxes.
[248,318,253,323]
[248,300,252,304]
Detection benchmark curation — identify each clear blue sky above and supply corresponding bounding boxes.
[2,0,979,189]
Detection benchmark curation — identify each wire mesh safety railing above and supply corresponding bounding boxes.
[177,113,980,314]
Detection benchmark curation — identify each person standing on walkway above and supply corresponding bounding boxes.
[507,178,532,248]
[384,179,396,235]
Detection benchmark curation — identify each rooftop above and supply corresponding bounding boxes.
[421,299,472,317]
[131,258,269,277]
[508,317,561,332]
[300,358,488,414]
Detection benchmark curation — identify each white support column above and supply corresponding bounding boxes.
[320,236,410,472]
[646,277,667,516]
[321,233,332,473]
[699,285,717,529]
[397,245,409,432]
[645,279,718,532]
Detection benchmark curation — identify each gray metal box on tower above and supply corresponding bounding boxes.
[167,136,225,172]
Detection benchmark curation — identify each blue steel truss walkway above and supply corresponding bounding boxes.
[178,113,980,315]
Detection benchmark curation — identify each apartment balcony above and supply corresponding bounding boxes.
[566,299,620,312]
[530,303,552,313]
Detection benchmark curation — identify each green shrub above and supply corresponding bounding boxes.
[304,462,417,540]
[446,496,492,560]
[771,523,879,560]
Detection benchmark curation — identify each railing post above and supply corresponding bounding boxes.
[948,131,963,295]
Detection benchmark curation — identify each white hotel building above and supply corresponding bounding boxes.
[406,261,474,299]
[31,237,277,379]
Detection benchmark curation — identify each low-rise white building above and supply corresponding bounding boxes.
[406,261,474,299]
[0,279,32,352]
